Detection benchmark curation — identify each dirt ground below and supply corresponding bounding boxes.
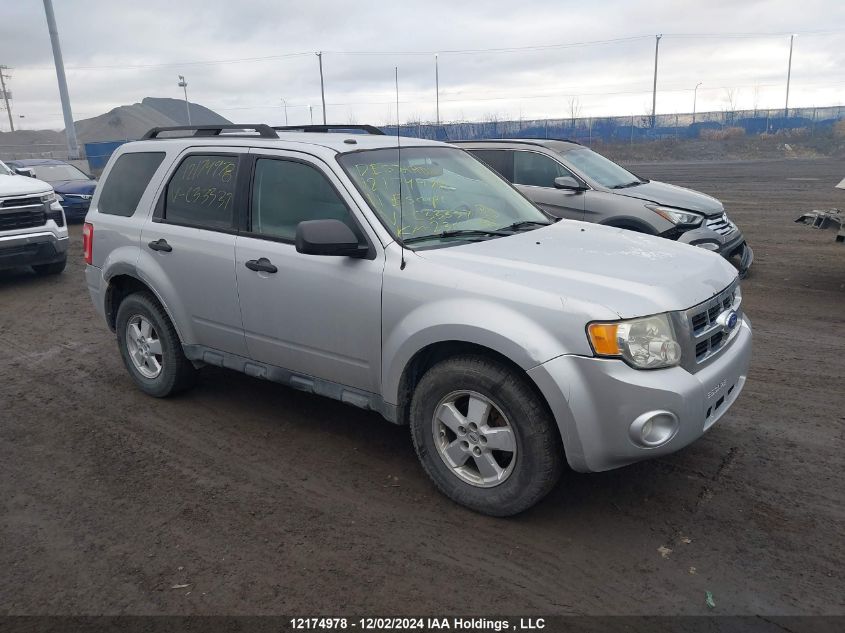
[1,158,843,617]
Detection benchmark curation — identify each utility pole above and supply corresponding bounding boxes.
[651,34,662,128]
[280,97,288,125]
[42,0,79,159]
[692,82,702,123]
[435,54,440,126]
[0,66,14,132]
[317,52,327,124]
[785,34,794,118]
[308,105,314,124]
[177,75,191,125]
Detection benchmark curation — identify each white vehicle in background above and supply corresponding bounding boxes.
[0,159,68,275]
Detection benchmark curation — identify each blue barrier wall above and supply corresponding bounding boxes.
[84,140,129,170]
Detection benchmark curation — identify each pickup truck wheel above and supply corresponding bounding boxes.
[32,258,66,275]
[410,355,563,516]
[115,292,196,398]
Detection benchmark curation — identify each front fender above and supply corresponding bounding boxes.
[382,297,571,406]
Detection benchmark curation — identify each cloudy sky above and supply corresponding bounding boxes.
[1,0,844,131]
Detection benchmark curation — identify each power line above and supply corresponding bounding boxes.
[18,29,845,72]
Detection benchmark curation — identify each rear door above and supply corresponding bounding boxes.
[234,149,384,393]
[138,149,248,356]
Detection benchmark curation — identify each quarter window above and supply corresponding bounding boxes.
[513,151,572,188]
[98,152,165,217]
[164,155,239,229]
[250,158,353,241]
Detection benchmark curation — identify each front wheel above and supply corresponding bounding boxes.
[32,258,66,275]
[410,355,563,516]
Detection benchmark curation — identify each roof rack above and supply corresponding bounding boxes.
[453,138,582,146]
[274,124,385,135]
[141,124,279,140]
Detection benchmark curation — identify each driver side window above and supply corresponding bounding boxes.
[513,151,572,188]
[251,158,354,241]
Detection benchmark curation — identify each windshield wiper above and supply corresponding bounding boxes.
[501,220,552,232]
[402,228,510,245]
[610,180,644,189]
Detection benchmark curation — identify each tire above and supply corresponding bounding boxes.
[410,355,563,516]
[32,258,66,275]
[115,291,197,398]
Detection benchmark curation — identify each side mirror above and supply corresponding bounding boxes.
[14,167,35,178]
[295,219,368,258]
[554,175,586,191]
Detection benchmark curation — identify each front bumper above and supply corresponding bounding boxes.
[528,315,752,473]
[676,223,753,277]
[60,199,91,221]
[0,230,69,270]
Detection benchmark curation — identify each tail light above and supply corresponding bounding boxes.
[82,222,93,265]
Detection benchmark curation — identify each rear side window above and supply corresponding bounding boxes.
[98,152,165,216]
[164,154,238,229]
[469,149,513,181]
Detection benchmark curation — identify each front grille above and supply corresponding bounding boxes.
[684,281,741,365]
[0,210,47,230]
[0,195,42,209]
[705,212,737,237]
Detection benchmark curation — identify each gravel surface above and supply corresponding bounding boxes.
[1,158,843,616]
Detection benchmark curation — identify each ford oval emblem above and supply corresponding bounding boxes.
[716,309,739,332]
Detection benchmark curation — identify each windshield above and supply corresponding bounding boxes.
[28,163,89,182]
[562,147,643,189]
[338,146,549,246]
[0,160,12,176]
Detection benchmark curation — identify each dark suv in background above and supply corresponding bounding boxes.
[455,139,752,276]
[7,158,97,222]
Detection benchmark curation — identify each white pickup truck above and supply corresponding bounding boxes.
[0,159,68,275]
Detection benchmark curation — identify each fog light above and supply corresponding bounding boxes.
[629,410,679,448]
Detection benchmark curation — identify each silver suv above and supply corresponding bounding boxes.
[454,139,753,276]
[84,124,752,516]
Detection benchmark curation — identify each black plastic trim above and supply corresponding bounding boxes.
[142,124,278,140]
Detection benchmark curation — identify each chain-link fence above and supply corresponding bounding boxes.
[389,105,845,143]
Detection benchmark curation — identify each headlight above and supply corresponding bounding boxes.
[646,204,703,226]
[587,313,682,369]
[40,192,63,203]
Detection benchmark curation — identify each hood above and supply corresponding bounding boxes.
[0,174,54,198]
[417,220,738,319]
[614,180,723,216]
[51,179,97,195]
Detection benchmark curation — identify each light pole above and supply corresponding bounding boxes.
[692,82,702,123]
[316,52,327,124]
[42,0,79,159]
[308,105,313,124]
[178,75,191,125]
[785,34,794,118]
[651,34,662,128]
[280,98,288,125]
[435,54,440,126]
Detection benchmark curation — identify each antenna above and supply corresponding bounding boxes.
[396,66,406,270]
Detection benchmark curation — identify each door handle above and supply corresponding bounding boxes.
[148,238,172,252]
[245,257,278,274]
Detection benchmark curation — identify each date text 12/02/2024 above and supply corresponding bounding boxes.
[290,617,546,630]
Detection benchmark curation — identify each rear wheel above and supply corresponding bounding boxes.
[115,292,196,397]
[410,355,563,516]
[32,258,66,275]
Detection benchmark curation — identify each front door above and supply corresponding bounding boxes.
[234,151,384,393]
[511,150,585,220]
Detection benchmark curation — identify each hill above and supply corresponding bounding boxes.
[0,97,231,160]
